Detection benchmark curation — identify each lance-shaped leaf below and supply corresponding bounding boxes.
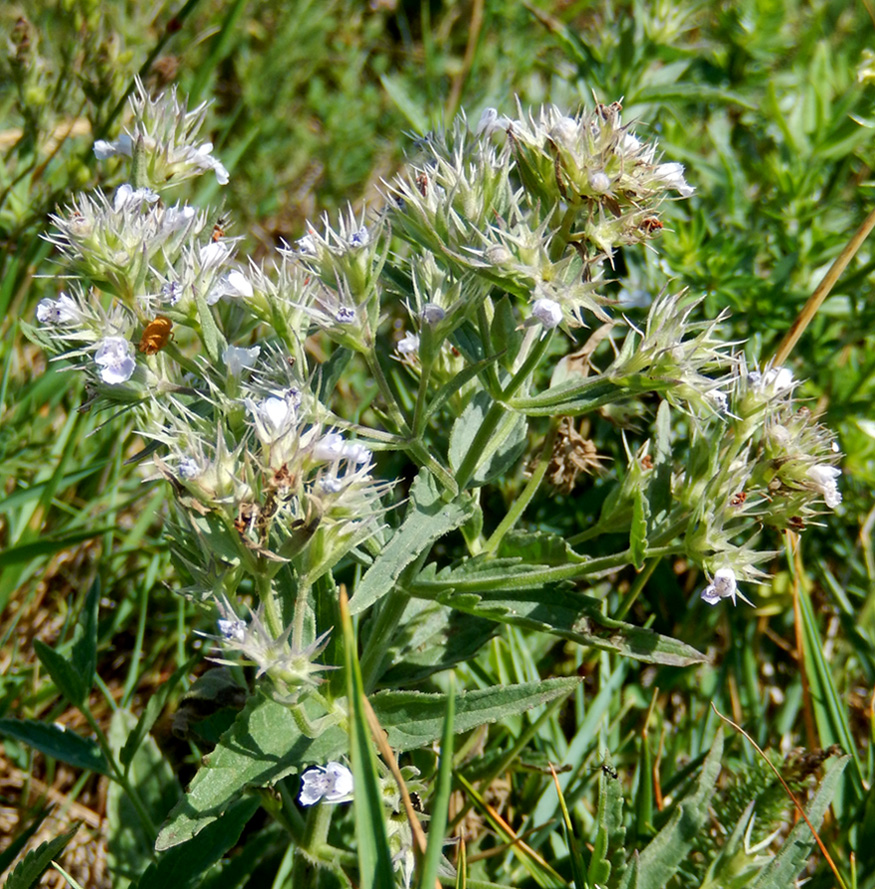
[408,564,705,667]
[349,470,475,615]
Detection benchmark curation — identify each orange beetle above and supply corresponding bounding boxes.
[138,315,174,354]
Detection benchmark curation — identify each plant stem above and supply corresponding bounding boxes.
[484,419,559,554]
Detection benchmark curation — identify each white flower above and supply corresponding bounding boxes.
[749,366,794,397]
[653,162,695,198]
[217,617,247,644]
[93,134,133,159]
[313,432,346,462]
[348,227,370,248]
[476,107,512,137]
[186,142,229,185]
[313,433,372,466]
[807,464,842,509]
[246,394,298,443]
[296,234,317,256]
[299,762,354,806]
[588,170,611,194]
[200,241,231,267]
[223,345,260,376]
[549,116,578,149]
[113,183,159,211]
[342,441,372,465]
[207,270,253,304]
[161,204,197,233]
[94,336,136,385]
[397,333,420,356]
[531,297,563,329]
[177,456,201,480]
[36,293,81,325]
[619,132,642,155]
[335,307,356,324]
[701,567,752,607]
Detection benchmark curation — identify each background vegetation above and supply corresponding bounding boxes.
[1,0,874,886]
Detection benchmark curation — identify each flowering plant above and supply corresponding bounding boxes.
[27,80,844,887]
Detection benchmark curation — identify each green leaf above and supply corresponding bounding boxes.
[630,489,648,572]
[635,729,724,888]
[134,797,260,889]
[0,528,116,569]
[342,593,395,889]
[587,756,625,886]
[378,599,495,687]
[797,585,864,810]
[409,567,705,666]
[651,400,672,523]
[416,675,455,889]
[350,470,475,615]
[71,578,99,697]
[155,678,579,850]
[0,719,109,775]
[448,391,527,487]
[32,641,86,709]
[3,822,80,889]
[751,754,849,889]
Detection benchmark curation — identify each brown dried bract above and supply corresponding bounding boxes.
[542,418,610,493]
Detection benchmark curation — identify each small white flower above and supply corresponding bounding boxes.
[177,456,201,480]
[701,567,752,607]
[397,333,420,356]
[93,134,133,159]
[335,306,356,324]
[299,762,354,806]
[113,183,159,211]
[531,298,563,329]
[749,366,794,397]
[313,432,346,462]
[162,204,197,233]
[94,336,136,385]
[653,162,694,198]
[200,241,232,267]
[246,395,297,443]
[296,234,317,256]
[588,170,611,194]
[476,107,511,137]
[619,132,642,155]
[36,293,81,325]
[161,281,182,305]
[207,270,253,304]
[342,441,372,465]
[186,142,230,185]
[217,617,247,644]
[807,464,842,509]
[549,116,578,149]
[348,227,370,248]
[223,345,261,376]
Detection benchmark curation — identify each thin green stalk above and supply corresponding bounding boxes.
[365,348,412,437]
[455,329,553,491]
[614,557,659,621]
[484,420,559,554]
